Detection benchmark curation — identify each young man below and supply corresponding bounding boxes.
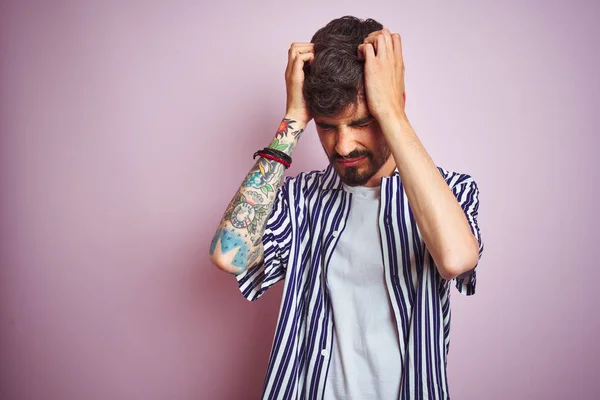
[210,16,484,400]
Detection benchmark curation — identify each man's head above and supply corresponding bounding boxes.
[303,16,394,187]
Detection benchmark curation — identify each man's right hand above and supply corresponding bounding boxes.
[210,43,313,276]
[285,42,314,127]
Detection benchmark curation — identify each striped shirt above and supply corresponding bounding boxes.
[236,164,484,399]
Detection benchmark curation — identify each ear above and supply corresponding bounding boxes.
[403,91,407,106]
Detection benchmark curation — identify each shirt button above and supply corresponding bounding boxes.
[321,349,328,357]
[332,231,339,237]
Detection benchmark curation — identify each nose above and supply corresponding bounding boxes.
[334,127,356,157]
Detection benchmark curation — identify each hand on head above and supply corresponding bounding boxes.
[284,42,314,127]
[357,29,406,121]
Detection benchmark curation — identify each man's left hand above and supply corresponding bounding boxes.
[358,29,406,123]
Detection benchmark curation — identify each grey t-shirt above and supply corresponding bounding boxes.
[324,183,402,399]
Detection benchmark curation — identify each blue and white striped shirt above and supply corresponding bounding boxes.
[236,164,484,399]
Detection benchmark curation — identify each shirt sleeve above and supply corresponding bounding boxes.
[450,176,484,296]
[235,181,293,301]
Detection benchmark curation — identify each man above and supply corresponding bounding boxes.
[210,16,483,399]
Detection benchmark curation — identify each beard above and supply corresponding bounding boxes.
[328,142,392,186]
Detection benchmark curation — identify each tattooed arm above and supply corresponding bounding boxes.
[209,118,304,274]
[209,42,314,275]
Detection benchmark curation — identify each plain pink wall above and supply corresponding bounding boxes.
[1,1,598,399]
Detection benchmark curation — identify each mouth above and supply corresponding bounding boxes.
[337,155,367,167]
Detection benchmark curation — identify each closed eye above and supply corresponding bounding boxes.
[316,123,336,131]
[350,116,375,128]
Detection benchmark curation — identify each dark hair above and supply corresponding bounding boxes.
[303,16,383,117]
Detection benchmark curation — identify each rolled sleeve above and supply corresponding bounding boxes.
[236,182,292,301]
[451,176,484,296]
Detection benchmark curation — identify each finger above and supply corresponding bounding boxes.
[365,29,383,39]
[289,42,315,55]
[375,33,387,58]
[357,44,365,60]
[362,35,385,57]
[392,33,403,60]
[362,42,375,62]
[287,44,314,77]
[381,29,393,58]
[290,41,314,47]
[296,51,314,64]
[291,52,314,78]
[365,28,387,42]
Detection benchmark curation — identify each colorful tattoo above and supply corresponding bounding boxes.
[211,117,302,272]
[246,190,264,203]
[269,138,292,154]
[224,193,269,235]
[243,158,280,195]
[209,228,250,269]
[275,118,304,143]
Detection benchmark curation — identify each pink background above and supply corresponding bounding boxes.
[1,1,599,399]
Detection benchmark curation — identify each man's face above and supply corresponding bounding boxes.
[314,99,394,187]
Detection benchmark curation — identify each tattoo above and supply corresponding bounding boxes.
[209,227,250,269]
[230,202,255,229]
[247,246,263,268]
[246,190,264,203]
[212,117,302,271]
[269,138,292,154]
[276,119,293,137]
[242,157,281,195]
[209,234,219,254]
[224,193,269,236]
[274,118,304,145]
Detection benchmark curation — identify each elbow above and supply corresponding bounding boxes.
[209,230,248,275]
[437,263,475,281]
[436,246,479,281]
[437,265,461,281]
[209,252,246,275]
[209,229,262,275]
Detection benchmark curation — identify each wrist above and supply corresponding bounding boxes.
[273,116,305,144]
[373,103,406,123]
[283,113,309,130]
[269,136,298,157]
[268,117,304,155]
[377,110,412,139]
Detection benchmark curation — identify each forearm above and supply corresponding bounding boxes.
[209,117,304,274]
[379,113,479,279]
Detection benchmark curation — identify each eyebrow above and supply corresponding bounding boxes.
[349,115,374,126]
[315,115,374,129]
